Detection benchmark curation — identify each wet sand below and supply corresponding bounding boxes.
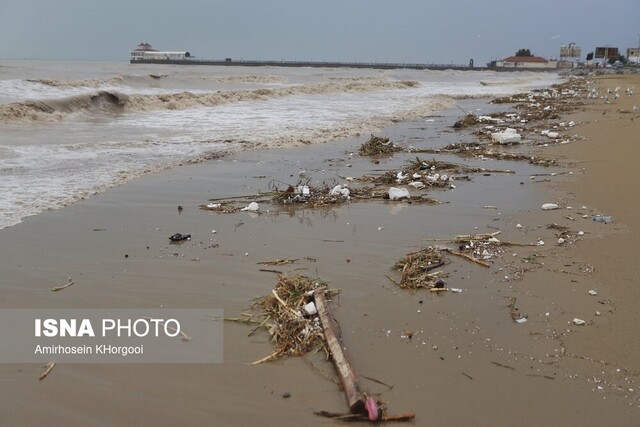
[1,77,639,426]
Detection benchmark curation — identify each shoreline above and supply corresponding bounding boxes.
[1,76,639,425]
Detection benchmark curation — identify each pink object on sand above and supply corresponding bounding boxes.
[365,396,379,421]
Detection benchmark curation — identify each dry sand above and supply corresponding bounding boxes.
[0,75,639,426]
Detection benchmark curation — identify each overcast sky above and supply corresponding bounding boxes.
[0,0,638,64]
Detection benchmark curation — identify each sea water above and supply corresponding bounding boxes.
[0,59,560,229]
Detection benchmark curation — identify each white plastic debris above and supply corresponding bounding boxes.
[491,128,522,144]
[547,131,560,139]
[516,223,523,229]
[303,301,317,316]
[541,203,559,210]
[207,203,221,209]
[241,202,260,212]
[409,181,426,189]
[388,187,410,200]
[412,173,422,179]
[558,238,566,245]
[537,240,545,246]
[450,288,463,293]
[340,187,350,198]
[396,171,408,182]
[515,318,528,324]
[578,231,585,236]
[330,184,343,196]
[301,185,310,196]
[588,290,597,296]
[573,318,586,326]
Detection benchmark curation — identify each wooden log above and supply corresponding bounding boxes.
[313,290,365,414]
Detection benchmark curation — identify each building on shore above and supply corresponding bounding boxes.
[491,56,558,69]
[130,42,191,62]
[627,48,640,65]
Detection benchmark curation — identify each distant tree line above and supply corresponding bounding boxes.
[515,49,533,57]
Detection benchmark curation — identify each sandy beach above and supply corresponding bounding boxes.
[1,73,639,426]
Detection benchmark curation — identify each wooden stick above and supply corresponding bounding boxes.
[39,361,56,381]
[313,290,365,414]
[271,290,299,317]
[51,281,75,292]
[448,251,491,268]
[252,349,283,365]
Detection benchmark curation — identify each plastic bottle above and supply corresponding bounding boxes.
[592,216,613,223]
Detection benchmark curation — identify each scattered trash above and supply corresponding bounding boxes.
[241,202,260,212]
[453,114,479,128]
[391,246,448,290]
[557,238,566,245]
[546,131,560,139]
[541,203,559,210]
[388,187,410,200]
[491,128,521,144]
[515,317,528,324]
[450,288,463,293]
[592,216,613,223]
[516,223,523,229]
[303,301,317,316]
[588,290,597,296]
[169,233,191,242]
[573,318,586,326]
[358,134,402,156]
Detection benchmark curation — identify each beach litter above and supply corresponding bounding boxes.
[541,203,559,210]
[228,274,413,421]
[453,114,479,128]
[169,233,191,242]
[388,187,410,200]
[241,202,260,212]
[390,246,449,290]
[358,134,402,156]
[593,216,613,223]
[573,318,586,326]
[491,128,522,144]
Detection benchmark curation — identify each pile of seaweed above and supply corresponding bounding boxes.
[358,134,402,156]
[392,246,449,290]
[249,275,339,363]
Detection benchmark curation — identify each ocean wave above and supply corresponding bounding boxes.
[0,91,127,121]
[202,75,286,84]
[26,76,127,88]
[0,80,419,122]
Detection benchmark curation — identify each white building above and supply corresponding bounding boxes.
[494,56,557,69]
[130,42,191,62]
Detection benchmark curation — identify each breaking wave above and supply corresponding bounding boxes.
[202,75,286,84]
[26,76,127,88]
[0,80,419,122]
[0,91,127,121]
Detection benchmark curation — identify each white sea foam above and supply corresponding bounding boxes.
[0,60,561,230]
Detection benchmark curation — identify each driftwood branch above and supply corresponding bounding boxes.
[447,251,491,268]
[313,289,365,414]
[39,361,56,380]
